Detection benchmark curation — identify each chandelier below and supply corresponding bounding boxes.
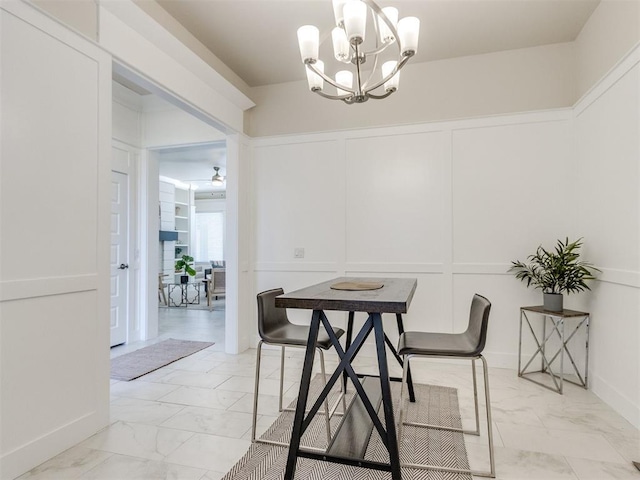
[297,0,420,104]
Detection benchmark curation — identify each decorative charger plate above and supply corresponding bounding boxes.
[330,281,384,291]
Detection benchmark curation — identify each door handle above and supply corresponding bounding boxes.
[118,263,129,270]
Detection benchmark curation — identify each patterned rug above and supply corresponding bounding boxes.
[110,338,214,381]
[223,378,472,480]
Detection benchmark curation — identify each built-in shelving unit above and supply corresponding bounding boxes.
[159,181,195,282]
[174,187,191,259]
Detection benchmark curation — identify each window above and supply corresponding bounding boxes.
[194,212,224,262]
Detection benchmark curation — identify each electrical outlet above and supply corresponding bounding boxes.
[294,248,305,259]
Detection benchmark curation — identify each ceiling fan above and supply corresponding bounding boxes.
[211,166,225,186]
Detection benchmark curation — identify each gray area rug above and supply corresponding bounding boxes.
[223,378,472,480]
[110,338,214,381]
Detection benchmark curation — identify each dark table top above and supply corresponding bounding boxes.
[275,277,417,314]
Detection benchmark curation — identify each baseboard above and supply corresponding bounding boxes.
[483,351,518,370]
[590,372,640,430]
[0,410,108,480]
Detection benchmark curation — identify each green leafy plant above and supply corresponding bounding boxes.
[509,238,600,294]
[175,254,196,276]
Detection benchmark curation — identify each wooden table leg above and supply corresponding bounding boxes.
[343,311,354,392]
[373,313,402,480]
[284,310,321,480]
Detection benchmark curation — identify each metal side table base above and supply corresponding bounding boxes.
[518,306,590,394]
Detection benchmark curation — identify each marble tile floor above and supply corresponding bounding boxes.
[17,308,640,480]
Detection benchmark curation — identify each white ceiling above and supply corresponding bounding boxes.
[157,142,227,194]
[155,0,600,88]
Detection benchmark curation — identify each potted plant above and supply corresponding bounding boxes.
[175,254,196,284]
[508,237,600,312]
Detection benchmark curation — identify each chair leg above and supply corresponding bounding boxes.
[318,348,333,446]
[255,344,333,451]
[471,358,480,435]
[480,355,496,478]
[397,353,411,444]
[399,355,496,478]
[278,346,286,412]
[251,341,263,443]
[252,343,312,448]
[159,285,168,306]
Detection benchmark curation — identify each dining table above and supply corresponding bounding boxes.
[275,276,417,480]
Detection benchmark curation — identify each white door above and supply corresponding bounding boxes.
[110,171,129,346]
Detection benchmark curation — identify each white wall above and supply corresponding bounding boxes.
[142,95,226,148]
[252,110,574,358]
[196,198,226,213]
[572,47,640,428]
[250,41,640,428]
[0,3,111,478]
[575,0,640,98]
[31,0,98,40]
[247,42,576,137]
[112,82,143,147]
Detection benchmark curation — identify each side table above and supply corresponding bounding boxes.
[518,306,590,394]
[167,282,201,307]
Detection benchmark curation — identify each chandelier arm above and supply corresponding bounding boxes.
[362,0,392,56]
[306,61,355,94]
[363,52,412,94]
[358,0,401,58]
[360,51,379,93]
[366,89,395,100]
[312,88,353,102]
[360,10,382,92]
[360,42,391,57]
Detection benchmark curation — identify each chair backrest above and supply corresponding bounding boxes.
[211,269,226,293]
[256,288,290,341]
[464,294,492,356]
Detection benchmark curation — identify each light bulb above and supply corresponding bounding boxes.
[332,27,351,62]
[378,7,398,44]
[305,60,324,91]
[297,25,319,63]
[343,0,366,44]
[382,61,400,92]
[335,70,353,96]
[398,17,420,56]
[332,0,348,27]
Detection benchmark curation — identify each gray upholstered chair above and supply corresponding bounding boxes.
[203,269,225,309]
[397,294,495,478]
[252,288,345,447]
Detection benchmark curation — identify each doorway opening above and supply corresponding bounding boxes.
[110,63,240,355]
[156,142,227,347]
